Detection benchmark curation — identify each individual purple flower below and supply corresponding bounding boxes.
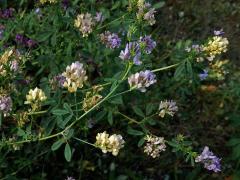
[119,42,141,65]
[199,69,208,81]
[15,34,24,44]
[100,31,121,49]
[195,146,221,173]
[61,0,70,10]
[94,12,104,23]
[0,96,12,116]
[26,39,37,48]
[119,43,131,60]
[128,70,157,92]
[214,29,224,36]
[139,35,156,54]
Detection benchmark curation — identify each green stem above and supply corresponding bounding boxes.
[5,62,178,146]
[12,110,48,116]
[96,13,128,30]
[117,111,140,124]
[151,63,179,73]
[73,137,96,148]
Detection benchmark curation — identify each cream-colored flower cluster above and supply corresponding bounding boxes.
[136,0,156,26]
[158,100,178,118]
[144,135,166,158]
[74,13,95,37]
[95,131,125,156]
[39,0,57,4]
[209,59,229,80]
[62,61,88,93]
[0,48,21,76]
[204,36,229,61]
[25,87,47,110]
[82,85,103,112]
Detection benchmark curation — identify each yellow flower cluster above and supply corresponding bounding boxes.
[74,13,95,37]
[209,60,229,80]
[62,61,88,93]
[0,49,21,76]
[39,0,57,4]
[95,131,125,156]
[82,85,103,112]
[0,49,13,76]
[25,87,47,110]
[204,36,229,61]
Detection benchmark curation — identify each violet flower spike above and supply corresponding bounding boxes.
[195,146,221,173]
[139,35,156,54]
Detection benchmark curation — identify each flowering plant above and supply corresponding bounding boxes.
[0,0,239,179]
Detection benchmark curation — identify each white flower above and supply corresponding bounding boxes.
[158,100,178,118]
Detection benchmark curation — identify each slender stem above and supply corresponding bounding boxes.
[117,112,140,124]
[12,110,48,116]
[96,13,128,30]
[151,63,179,73]
[73,137,96,148]
[74,92,78,119]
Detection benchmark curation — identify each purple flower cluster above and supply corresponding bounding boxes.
[119,36,156,65]
[100,31,121,49]
[119,42,141,65]
[50,74,66,89]
[0,96,12,116]
[195,146,221,173]
[0,8,14,19]
[139,35,156,54]
[199,69,208,81]
[128,70,157,92]
[15,34,37,48]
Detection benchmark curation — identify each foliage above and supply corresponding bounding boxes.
[0,0,239,179]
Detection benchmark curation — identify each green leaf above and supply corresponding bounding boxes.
[153,2,165,9]
[127,127,144,136]
[167,141,179,148]
[60,114,73,128]
[52,109,69,116]
[64,143,72,162]
[138,138,145,147]
[51,139,64,151]
[186,60,193,77]
[111,1,121,10]
[63,103,72,114]
[109,96,123,105]
[174,62,185,79]
[17,128,26,137]
[108,111,113,125]
[133,106,145,117]
[227,138,240,146]
[146,104,154,116]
